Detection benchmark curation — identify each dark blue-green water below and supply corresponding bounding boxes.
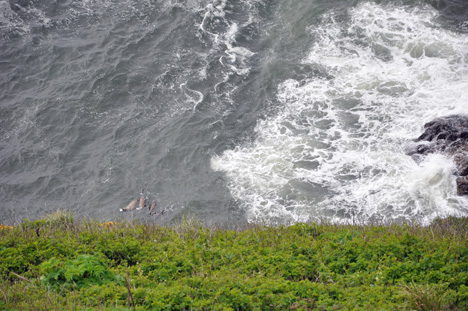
[1,0,468,225]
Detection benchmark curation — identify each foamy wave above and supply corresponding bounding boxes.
[0,0,30,38]
[197,0,257,77]
[212,2,468,224]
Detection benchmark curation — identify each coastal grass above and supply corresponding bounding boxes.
[1,213,467,310]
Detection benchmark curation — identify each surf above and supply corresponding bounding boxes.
[212,1,468,224]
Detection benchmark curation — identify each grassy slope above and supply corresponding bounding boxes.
[0,213,467,310]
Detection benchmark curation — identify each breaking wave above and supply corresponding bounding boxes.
[212,2,468,224]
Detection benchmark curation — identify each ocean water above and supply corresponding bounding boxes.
[1,0,467,225]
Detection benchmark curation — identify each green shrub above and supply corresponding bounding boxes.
[39,254,123,290]
[1,216,467,310]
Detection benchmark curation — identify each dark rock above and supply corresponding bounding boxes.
[416,115,468,143]
[454,155,468,176]
[409,115,468,195]
[416,144,430,154]
[456,177,468,195]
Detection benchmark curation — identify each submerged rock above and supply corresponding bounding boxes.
[408,115,468,195]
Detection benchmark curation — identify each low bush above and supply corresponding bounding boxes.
[39,254,123,290]
[0,214,467,310]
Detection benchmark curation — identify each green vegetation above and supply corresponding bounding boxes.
[1,212,467,310]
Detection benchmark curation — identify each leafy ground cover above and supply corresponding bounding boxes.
[0,212,467,310]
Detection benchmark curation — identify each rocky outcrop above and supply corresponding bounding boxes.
[407,115,468,195]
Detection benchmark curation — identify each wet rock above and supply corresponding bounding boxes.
[416,115,468,143]
[408,115,468,195]
[454,154,468,176]
[456,177,468,195]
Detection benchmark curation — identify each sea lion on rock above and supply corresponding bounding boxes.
[120,199,138,212]
[408,114,468,195]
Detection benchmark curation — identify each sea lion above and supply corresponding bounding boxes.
[136,195,146,211]
[155,208,166,217]
[149,201,157,215]
[135,189,147,211]
[120,199,138,212]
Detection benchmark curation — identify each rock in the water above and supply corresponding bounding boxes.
[456,177,468,195]
[408,115,468,195]
[416,115,468,143]
[454,154,468,176]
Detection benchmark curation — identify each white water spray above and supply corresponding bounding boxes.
[212,2,468,224]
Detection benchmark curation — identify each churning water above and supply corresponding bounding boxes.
[1,0,468,225]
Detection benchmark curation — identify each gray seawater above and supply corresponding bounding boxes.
[1,0,468,225]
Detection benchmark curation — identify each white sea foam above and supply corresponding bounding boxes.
[197,0,256,77]
[211,2,468,224]
[0,0,30,37]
